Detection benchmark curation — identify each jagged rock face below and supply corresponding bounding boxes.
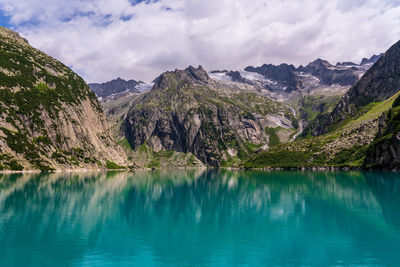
[360,54,383,65]
[123,66,296,166]
[209,70,253,84]
[365,99,400,169]
[217,56,371,99]
[301,59,359,86]
[226,71,253,84]
[89,77,141,101]
[0,27,126,170]
[305,40,400,136]
[336,61,358,66]
[245,64,298,92]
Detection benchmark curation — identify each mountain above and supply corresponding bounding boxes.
[300,58,359,86]
[89,77,142,101]
[244,64,298,92]
[102,55,378,168]
[304,41,400,136]
[209,59,371,123]
[209,57,375,135]
[0,27,126,171]
[244,41,400,169]
[360,54,383,65]
[210,57,370,103]
[121,66,298,167]
[210,70,253,84]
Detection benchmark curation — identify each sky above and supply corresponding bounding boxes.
[0,0,400,83]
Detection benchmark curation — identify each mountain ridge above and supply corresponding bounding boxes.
[244,42,400,170]
[304,40,400,136]
[1,26,397,170]
[89,77,144,101]
[0,27,127,171]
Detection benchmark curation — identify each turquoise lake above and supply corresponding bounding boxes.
[1,170,400,266]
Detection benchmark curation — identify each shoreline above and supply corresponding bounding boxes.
[0,166,208,174]
[1,166,398,173]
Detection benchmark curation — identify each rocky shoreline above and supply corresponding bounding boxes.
[2,165,399,174]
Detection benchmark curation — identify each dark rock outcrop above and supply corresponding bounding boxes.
[226,71,245,83]
[365,97,400,169]
[245,63,298,92]
[301,59,359,86]
[336,61,358,66]
[89,77,141,99]
[360,54,383,65]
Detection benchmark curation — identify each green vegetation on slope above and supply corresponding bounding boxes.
[117,138,203,169]
[265,127,281,146]
[0,27,122,171]
[300,94,341,123]
[244,91,400,169]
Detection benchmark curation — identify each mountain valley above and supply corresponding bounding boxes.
[0,26,399,171]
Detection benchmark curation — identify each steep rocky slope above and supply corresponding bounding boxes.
[0,27,126,171]
[122,66,298,167]
[101,93,204,169]
[305,41,400,136]
[244,93,400,169]
[244,41,399,169]
[365,95,400,169]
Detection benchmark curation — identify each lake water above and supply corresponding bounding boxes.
[1,170,400,266]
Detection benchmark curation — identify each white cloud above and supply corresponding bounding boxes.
[1,0,400,83]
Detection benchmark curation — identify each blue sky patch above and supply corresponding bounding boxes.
[129,0,159,6]
[0,10,11,28]
[120,14,133,22]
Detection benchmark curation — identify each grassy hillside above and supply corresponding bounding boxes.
[244,91,400,168]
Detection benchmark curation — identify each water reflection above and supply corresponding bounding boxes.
[0,170,400,266]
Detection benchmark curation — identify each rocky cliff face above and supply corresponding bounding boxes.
[0,27,126,171]
[365,96,400,169]
[300,58,359,86]
[305,40,400,136]
[89,77,142,101]
[244,63,298,92]
[122,66,297,166]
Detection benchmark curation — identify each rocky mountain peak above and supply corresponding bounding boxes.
[303,58,332,72]
[360,53,383,65]
[345,40,400,105]
[186,65,213,83]
[89,77,141,100]
[0,27,29,46]
[152,65,213,91]
[244,63,298,92]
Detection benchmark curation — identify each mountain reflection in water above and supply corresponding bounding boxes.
[0,170,400,266]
